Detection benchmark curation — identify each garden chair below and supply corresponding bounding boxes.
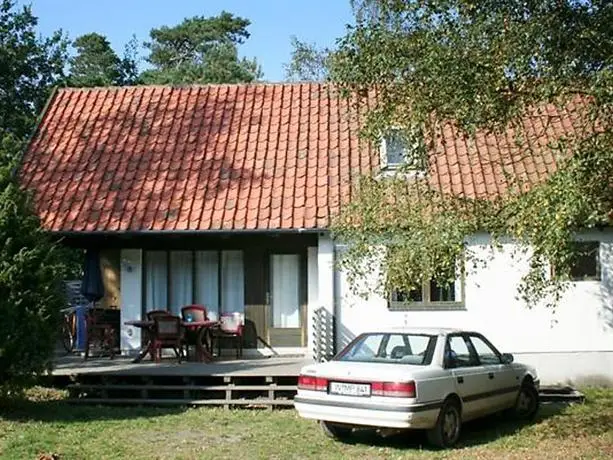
[150,314,184,363]
[212,312,245,358]
[84,307,116,360]
[181,304,209,360]
[147,309,170,320]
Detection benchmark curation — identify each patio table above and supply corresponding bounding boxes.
[124,319,219,363]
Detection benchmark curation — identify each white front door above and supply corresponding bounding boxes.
[270,254,302,346]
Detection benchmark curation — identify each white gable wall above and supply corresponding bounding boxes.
[333,230,613,386]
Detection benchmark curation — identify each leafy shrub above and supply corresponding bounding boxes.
[0,135,76,394]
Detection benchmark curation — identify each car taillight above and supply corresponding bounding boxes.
[298,374,329,392]
[371,381,416,398]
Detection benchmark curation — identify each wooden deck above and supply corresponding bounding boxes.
[50,354,312,408]
[53,354,311,377]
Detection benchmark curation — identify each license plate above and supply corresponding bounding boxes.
[329,381,371,397]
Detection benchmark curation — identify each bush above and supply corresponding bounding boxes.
[0,135,76,394]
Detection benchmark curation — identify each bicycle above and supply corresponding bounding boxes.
[60,305,79,353]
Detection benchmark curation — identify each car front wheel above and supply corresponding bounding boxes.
[320,420,353,440]
[427,399,462,448]
[513,382,539,420]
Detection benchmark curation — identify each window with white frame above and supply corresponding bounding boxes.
[389,273,464,310]
[144,250,245,318]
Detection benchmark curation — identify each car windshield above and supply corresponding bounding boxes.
[336,333,437,365]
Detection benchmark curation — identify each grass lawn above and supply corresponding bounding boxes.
[1,387,612,459]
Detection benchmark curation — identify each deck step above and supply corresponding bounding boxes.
[65,374,299,408]
[67,398,295,406]
[67,383,297,391]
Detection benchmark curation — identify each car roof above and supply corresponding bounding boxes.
[361,326,465,336]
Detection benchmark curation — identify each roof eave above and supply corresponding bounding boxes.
[50,228,330,238]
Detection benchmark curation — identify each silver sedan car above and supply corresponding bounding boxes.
[294,328,540,448]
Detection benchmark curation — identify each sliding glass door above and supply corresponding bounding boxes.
[143,250,245,319]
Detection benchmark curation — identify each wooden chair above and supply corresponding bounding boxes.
[84,307,116,360]
[212,312,245,358]
[151,314,184,363]
[147,309,170,320]
[181,304,208,322]
[181,304,209,360]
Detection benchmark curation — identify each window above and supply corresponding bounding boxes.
[389,279,462,310]
[383,131,406,168]
[569,242,600,281]
[445,336,476,368]
[144,251,167,312]
[337,333,437,365]
[169,251,193,313]
[381,130,425,171]
[143,250,245,318]
[468,335,501,365]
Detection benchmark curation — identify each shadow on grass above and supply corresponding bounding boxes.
[0,397,188,424]
[340,402,570,451]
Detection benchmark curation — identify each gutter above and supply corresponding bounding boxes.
[52,228,329,238]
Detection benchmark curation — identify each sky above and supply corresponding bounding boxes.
[19,0,355,82]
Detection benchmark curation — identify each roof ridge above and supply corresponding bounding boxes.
[57,81,327,92]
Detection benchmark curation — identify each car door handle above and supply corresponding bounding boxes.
[457,376,464,384]
[488,372,495,380]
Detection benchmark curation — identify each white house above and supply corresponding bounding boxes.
[20,83,612,385]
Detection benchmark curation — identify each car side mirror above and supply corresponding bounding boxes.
[501,353,514,364]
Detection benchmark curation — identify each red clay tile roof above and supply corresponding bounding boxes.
[20,83,585,233]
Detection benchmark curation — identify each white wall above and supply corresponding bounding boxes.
[310,234,335,360]
[334,230,613,385]
[120,249,142,353]
[307,246,319,357]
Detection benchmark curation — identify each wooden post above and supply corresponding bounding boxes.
[224,376,233,410]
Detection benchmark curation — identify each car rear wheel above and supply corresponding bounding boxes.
[426,399,462,448]
[320,420,353,440]
[513,382,539,420]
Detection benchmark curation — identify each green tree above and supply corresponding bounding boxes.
[284,36,331,81]
[120,35,141,86]
[0,136,75,393]
[0,0,68,139]
[141,12,262,84]
[331,0,613,308]
[68,33,123,87]
[68,33,140,87]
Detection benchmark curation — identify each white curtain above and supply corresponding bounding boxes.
[221,250,245,314]
[145,251,168,312]
[169,251,193,315]
[271,254,300,328]
[195,251,219,320]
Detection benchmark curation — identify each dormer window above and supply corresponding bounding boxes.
[383,131,406,169]
[381,129,425,173]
